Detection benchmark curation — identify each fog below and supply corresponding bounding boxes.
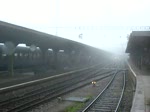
[0,0,150,54]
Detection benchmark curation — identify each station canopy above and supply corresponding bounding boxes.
[126,31,150,54]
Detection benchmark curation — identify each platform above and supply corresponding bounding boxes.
[128,61,150,112]
[64,97,88,102]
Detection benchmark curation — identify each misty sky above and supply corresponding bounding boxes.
[0,0,150,54]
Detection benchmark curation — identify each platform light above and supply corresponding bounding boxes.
[71,50,75,54]
[14,53,18,57]
[37,47,40,49]
[3,41,15,55]
[17,44,26,47]
[59,50,64,52]
[2,54,6,57]
[30,45,37,52]
[48,48,53,51]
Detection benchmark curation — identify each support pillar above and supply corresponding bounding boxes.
[52,48,59,69]
[8,54,14,76]
[64,49,72,68]
[40,47,48,66]
[4,41,17,76]
[0,49,2,65]
[140,54,143,70]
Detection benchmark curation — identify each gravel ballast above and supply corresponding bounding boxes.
[29,76,113,112]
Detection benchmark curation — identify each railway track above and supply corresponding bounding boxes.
[0,64,100,94]
[82,70,126,112]
[0,64,115,112]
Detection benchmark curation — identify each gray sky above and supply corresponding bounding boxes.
[0,0,150,54]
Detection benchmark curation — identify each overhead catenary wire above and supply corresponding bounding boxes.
[37,26,150,31]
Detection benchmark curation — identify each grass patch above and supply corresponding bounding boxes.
[64,102,84,112]
[86,95,93,99]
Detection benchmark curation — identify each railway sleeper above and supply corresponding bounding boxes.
[90,108,112,112]
[94,103,116,106]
